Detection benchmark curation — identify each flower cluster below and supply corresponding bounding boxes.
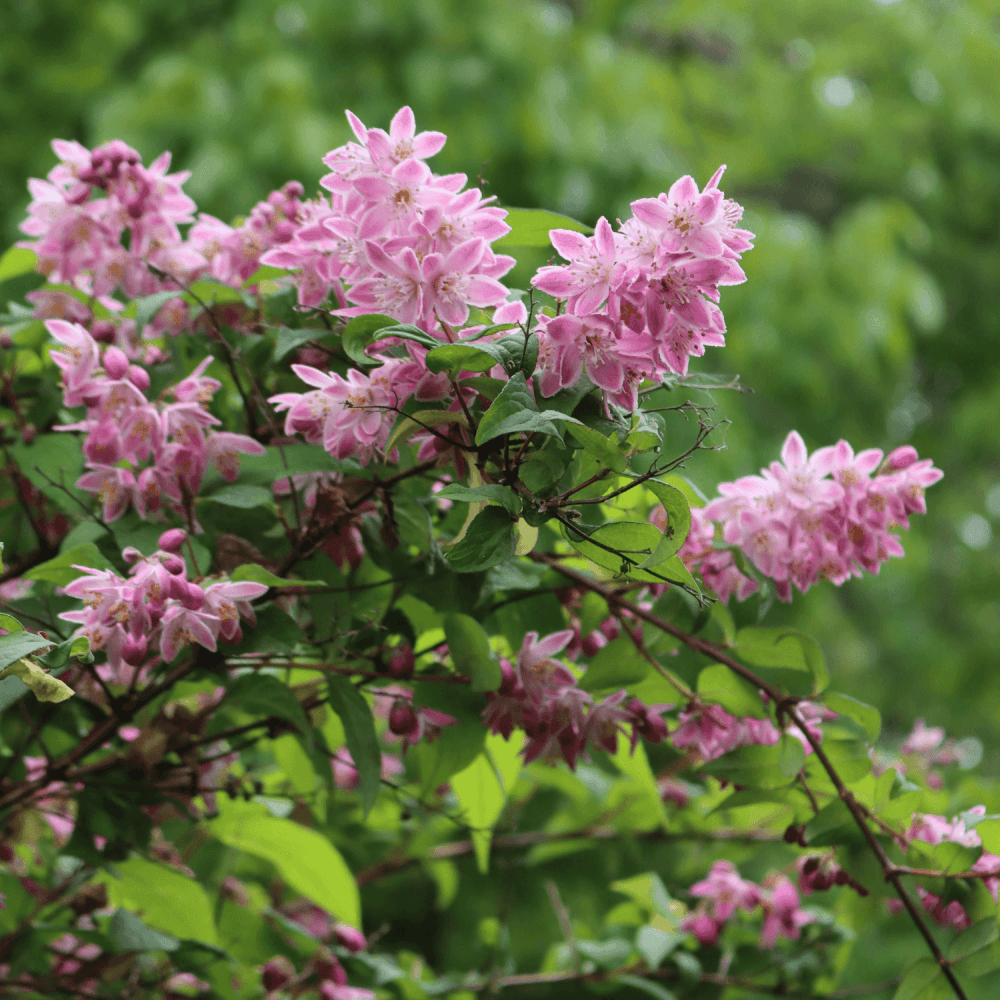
[682,861,813,948]
[677,432,943,602]
[59,532,267,671]
[670,699,833,762]
[18,139,203,300]
[48,318,264,521]
[482,630,668,769]
[261,946,373,1000]
[891,806,1000,930]
[261,105,514,322]
[531,168,753,410]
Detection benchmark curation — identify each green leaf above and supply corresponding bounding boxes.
[134,290,185,332]
[229,563,323,588]
[108,908,181,953]
[566,423,627,474]
[341,314,398,366]
[950,919,1000,977]
[226,604,301,655]
[444,613,501,692]
[0,614,23,632]
[702,745,792,790]
[804,800,862,847]
[0,655,72,703]
[25,543,115,587]
[203,484,274,508]
[327,676,381,816]
[824,692,881,741]
[732,627,819,697]
[225,673,309,734]
[437,483,521,516]
[494,208,593,247]
[424,342,498,375]
[0,246,37,282]
[242,264,290,287]
[39,634,92,670]
[641,481,692,568]
[274,327,327,361]
[445,507,517,573]
[211,797,360,928]
[0,631,54,670]
[634,928,684,970]
[611,872,675,920]
[777,734,806,778]
[564,521,697,591]
[696,663,767,719]
[579,637,649,692]
[450,751,506,872]
[98,856,218,944]
[475,372,581,445]
[893,958,950,1000]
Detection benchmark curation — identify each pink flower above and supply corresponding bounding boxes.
[532,217,618,314]
[759,876,812,948]
[689,861,761,921]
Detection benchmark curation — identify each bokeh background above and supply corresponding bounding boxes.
[3,0,999,763]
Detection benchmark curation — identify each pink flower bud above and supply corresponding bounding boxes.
[0,333,13,349]
[127,365,150,391]
[181,582,206,610]
[159,528,187,553]
[885,445,919,471]
[20,424,36,445]
[333,923,367,953]
[102,347,129,380]
[168,575,189,600]
[388,700,418,737]
[90,320,116,344]
[122,636,147,666]
[221,624,243,645]
[161,553,186,575]
[261,955,295,992]
[312,948,347,984]
[387,645,414,679]
[122,546,143,564]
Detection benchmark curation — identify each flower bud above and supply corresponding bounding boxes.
[127,365,150,391]
[122,635,147,666]
[312,947,347,984]
[90,320,116,344]
[122,546,143,564]
[387,644,415,679]
[388,699,418,737]
[159,528,187,553]
[102,346,129,380]
[161,553,186,575]
[168,574,190,600]
[221,624,243,645]
[0,333,13,350]
[181,581,206,610]
[333,923,367,953]
[20,424,36,445]
[261,955,296,992]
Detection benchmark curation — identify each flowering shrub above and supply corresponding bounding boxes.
[0,108,990,1000]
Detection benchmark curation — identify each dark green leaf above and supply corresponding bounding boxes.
[950,919,1000,977]
[444,613,501,692]
[701,745,792,789]
[804,800,862,847]
[226,605,301,655]
[616,975,678,1000]
[425,342,498,375]
[341,313,398,366]
[108,908,180,953]
[445,508,517,573]
[0,631,54,670]
[437,483,521,516]
[225,673,309,733]
[274,327,328,361]
[475,373,581,445]
[328,675,381,816]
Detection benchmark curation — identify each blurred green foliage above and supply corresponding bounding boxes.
[3,0,1000,810]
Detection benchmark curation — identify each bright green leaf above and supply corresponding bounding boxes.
[0,246,37,282]
[494,208,593,247]
[696,663,767,719]
[444,613,501,692]
[25,543,115,587]
[567,423,627,474]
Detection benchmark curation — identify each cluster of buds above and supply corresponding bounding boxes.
[797,854,869,897]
